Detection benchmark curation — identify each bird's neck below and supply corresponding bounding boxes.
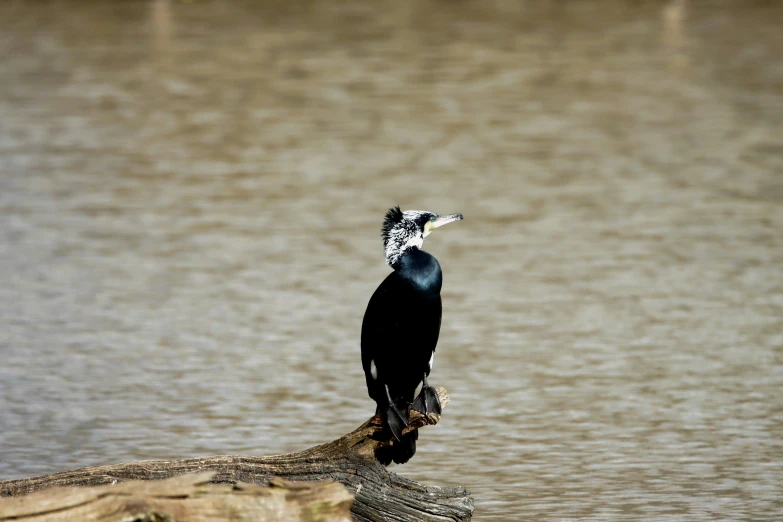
[394,248,442,294]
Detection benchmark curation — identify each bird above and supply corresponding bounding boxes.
[361,206,463,465]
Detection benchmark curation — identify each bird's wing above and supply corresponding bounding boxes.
[360,272,406,375]
[361,272,442,378]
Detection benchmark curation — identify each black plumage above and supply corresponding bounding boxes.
[361,206,463,465]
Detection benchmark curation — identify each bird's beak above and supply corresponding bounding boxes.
[424,213,464,237]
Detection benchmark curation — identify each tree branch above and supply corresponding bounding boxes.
[0,387,473,522]
[0,472,353,522]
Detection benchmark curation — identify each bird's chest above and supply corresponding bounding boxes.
[387,291,441,357]
[394,307,438,336]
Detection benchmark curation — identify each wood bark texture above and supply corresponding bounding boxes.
[0,472,352,522]
[0,387,473,522]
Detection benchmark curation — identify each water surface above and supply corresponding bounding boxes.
[1,1,782,520]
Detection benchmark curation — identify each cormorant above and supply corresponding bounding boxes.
[361,206,463,465]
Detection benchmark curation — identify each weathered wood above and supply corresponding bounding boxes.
[0,387,473,522]
[0,472,353,522]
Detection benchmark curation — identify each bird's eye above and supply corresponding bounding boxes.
[430,216,435,222]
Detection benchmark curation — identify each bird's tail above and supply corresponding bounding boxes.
[376,429,418,465]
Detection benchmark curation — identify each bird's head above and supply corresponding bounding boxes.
[381,206,464,267]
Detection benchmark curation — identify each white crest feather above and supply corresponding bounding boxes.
[381,207,433,267]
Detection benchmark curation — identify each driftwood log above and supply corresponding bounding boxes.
[0,472,353,522]
[0,387,473,522]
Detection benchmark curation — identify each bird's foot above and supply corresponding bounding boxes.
[411,384,442,416]
[384,402,409,442]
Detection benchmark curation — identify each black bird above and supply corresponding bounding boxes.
[361,206,463,465]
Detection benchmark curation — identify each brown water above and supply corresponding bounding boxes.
[1,0,782,519]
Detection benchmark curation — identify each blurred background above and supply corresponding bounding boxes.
[1,0,782,520]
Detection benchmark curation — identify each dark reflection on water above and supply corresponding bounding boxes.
[1,0,782,519]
